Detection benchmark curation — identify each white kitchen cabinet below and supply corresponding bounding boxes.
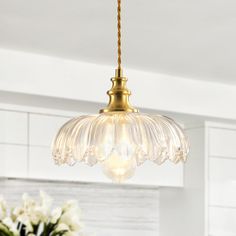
[29,114,71,147]
[208,126,236,236]
[160,122,236,236]
[0,144,28,178]
[209,127,236,158]
[203,123,236,236]
[28,146,109,183]
[0,110,28,178]
[209,206,236,236]
[209,157,236,207]
[130,161,183,187]
[0,110,28,144]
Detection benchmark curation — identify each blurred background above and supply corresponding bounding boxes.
[0,0,236,236]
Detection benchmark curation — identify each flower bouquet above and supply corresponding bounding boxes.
[0,191,84,236]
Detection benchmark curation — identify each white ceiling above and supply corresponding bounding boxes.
[0,0,236,84]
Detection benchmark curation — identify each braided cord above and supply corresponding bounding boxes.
[117,0,122,69]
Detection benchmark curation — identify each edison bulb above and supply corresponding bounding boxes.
[102,150,136,183]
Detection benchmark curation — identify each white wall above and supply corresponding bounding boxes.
[0,48,236,120]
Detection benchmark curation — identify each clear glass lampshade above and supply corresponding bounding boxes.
[52,112,189,183]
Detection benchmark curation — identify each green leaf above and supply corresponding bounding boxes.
[0,222,15,236]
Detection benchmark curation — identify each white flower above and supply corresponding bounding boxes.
[12,191,53,226]
[39,191,53,214]
[29,191,52,225]
[11,205,28,226]
[0,192,86,236]
[62,200,81,219]
[11,206,24,223]
[62,200,79,212]
[0,196,7,220]
[50,207,62,224]
[29,207,45,225]
[55,223,70,232]
[2,217,13,228]
[2,217,19,235]
[29,191,53,224]
[22,193,36,209]
[16,215,33,233]
[59,211,83,232]
[59,200,83,233]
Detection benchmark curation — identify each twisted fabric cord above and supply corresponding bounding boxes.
[117,0,122,69]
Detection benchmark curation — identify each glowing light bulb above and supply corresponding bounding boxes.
[102,150,136,183]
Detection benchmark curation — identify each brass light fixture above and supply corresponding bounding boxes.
[52,0,189,183]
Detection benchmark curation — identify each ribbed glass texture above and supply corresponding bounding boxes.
[52,112,189,183]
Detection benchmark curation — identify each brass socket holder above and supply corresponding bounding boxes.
[100,69,139,113]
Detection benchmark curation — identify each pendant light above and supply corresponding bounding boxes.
[52,0,189,183]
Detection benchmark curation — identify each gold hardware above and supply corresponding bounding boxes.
[100,69,138,113]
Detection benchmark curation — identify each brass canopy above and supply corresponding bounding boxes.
[100,69,139,113]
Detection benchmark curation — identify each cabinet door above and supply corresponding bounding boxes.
[209,206,236,236]
[0,144,28,178]
[209,128,236,158]
[29,114,71,147]
[0,110,28,144]
[130,161,183,187]
[209,158,236,207]
[28,146,109,183]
